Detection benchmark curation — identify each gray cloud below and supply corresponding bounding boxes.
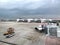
[0,0,60,9]
[0,0,60,19]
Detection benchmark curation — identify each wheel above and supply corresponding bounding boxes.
[6,35,10,38]
[35,27,38,30]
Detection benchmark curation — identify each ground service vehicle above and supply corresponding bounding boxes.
[3,27,15,38]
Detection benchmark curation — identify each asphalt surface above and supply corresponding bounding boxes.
[0,22,45,45]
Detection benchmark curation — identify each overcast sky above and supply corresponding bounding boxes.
[0,0,60,19]
[0,0,59,9]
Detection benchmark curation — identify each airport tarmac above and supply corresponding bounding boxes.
[0,22,46,45]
